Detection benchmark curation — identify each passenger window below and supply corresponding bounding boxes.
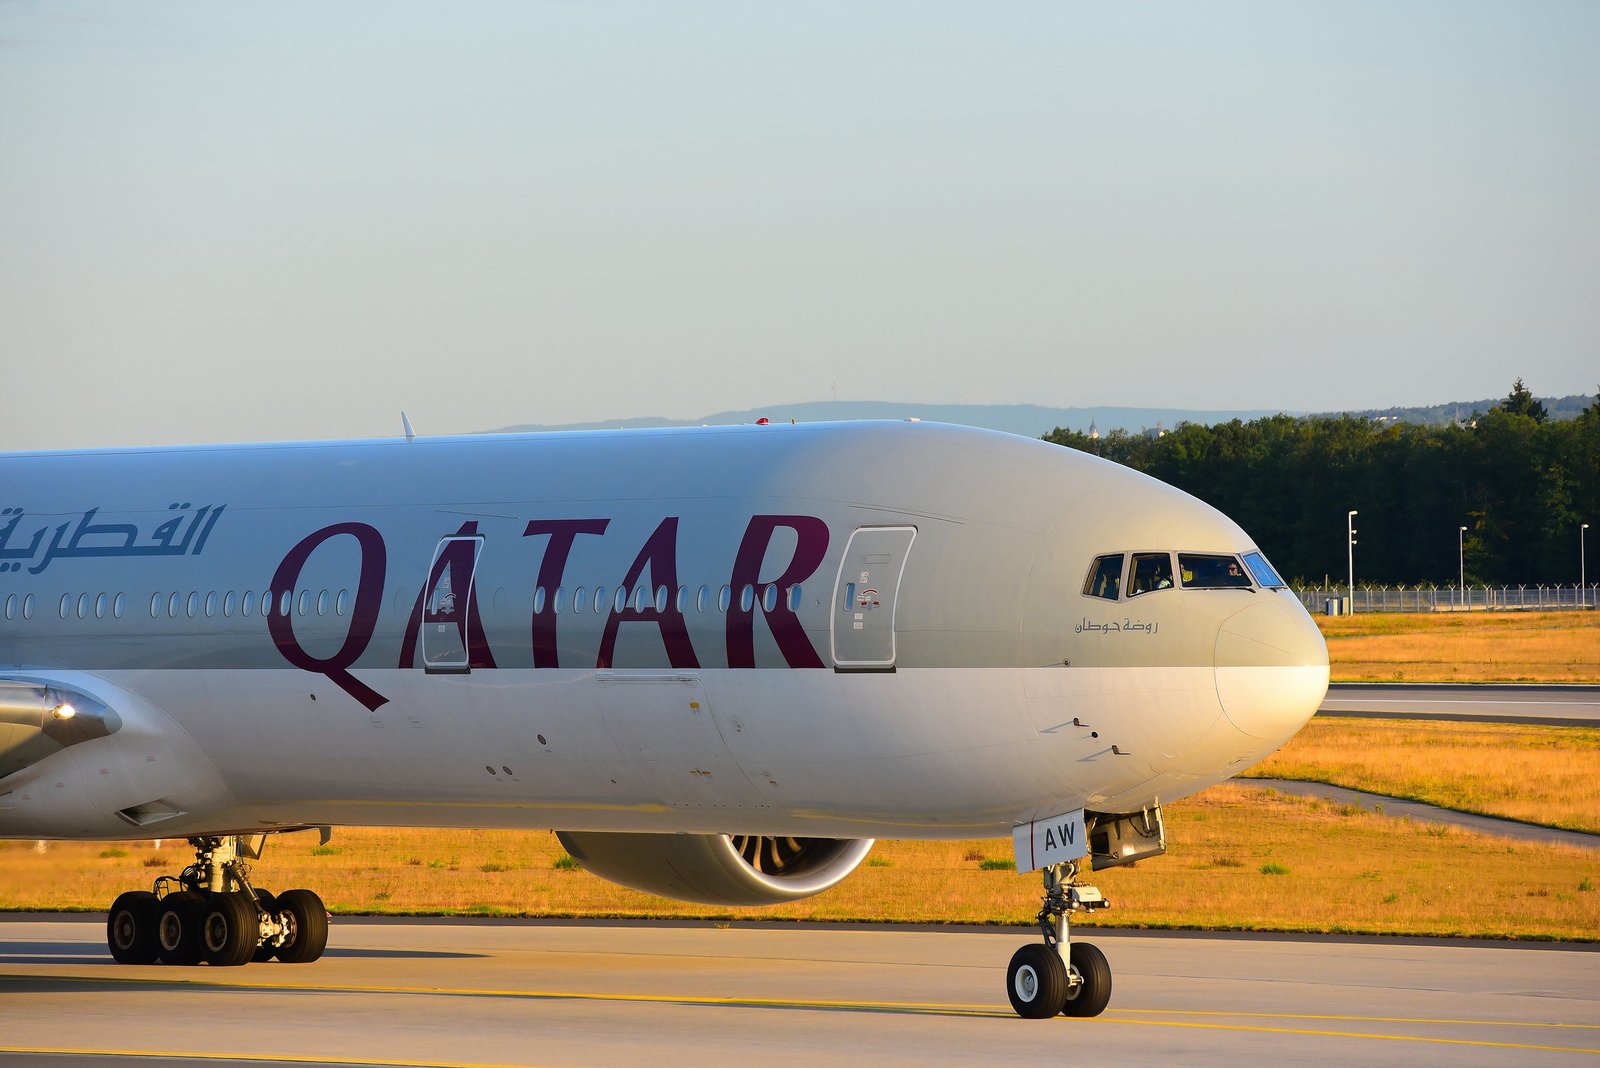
[59,594,71,620]
[554,587,565,614]
[22,594,34,619]
[95,593,107,619]
[113,593,125,619]
[205,592,218,617]
[3,594,13,620]
[675,586,687,613]
[77,594,89,619]
[533,587,547,614]
[242,591,256,617]
[150,593,161,618]
[697,585,709,612]
[1179,553,1253,589]
[1083,555,1124,600]
[762,584,778,612]
[740,584,755,612]
[336,589,349,616]
[316,590,329,616]
[187,592,199,618]
[223,591,235,617]
[718,585,731,612]
[655,585,668,613]
[788,584,801,611]
[614,586,627,613]
[1128,553,1174,596]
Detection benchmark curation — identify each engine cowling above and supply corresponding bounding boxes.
[554,831,874,906]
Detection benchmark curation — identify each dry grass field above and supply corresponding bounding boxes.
[1245,718,1600,833]
[1318,610,1600,683]
[2,786,1594,940]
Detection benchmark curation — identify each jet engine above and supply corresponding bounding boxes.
[554,831,874,906]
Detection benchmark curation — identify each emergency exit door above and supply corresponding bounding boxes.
[831,526,916,670]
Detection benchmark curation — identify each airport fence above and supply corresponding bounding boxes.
[1292,584,1598,614]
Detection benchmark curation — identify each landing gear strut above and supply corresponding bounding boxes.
[106,834,327,967]
[1005,859,1111,1018]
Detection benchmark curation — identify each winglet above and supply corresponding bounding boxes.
[401,411,416,443]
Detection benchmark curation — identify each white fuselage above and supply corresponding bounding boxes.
[0,421,1328,842]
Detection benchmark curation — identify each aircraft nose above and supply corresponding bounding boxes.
[1213,595,1329,741]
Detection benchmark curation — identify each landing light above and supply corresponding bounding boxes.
[50,703,77,721]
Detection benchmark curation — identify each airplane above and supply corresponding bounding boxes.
[0,419,1328,1019]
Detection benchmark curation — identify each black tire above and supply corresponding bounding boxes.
[155,891,205,966]
[251,889,278,963]
[1062,940,1113,1017]
[201,891,258,967]
[107,891,159,965]
[1006,943,1068,1019]
[274,888,329,964]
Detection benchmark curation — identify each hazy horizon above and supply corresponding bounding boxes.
[3,3,1595,450]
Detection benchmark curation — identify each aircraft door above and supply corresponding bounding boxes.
[831,526,916,670]
[421,535,485,674]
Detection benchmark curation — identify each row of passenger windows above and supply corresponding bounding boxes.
[533,583,799,616]
[2,584,804,623]
[1083,550,1286,602]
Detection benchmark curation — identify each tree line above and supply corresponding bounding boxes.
[1043,381,1600,587]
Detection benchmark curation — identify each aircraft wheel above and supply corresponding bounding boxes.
[107,891,160,965]
[1061,941,1112,1017]
[156,891,205,966]
[274,888,329,963]
[202,891,257,967]
[251,889,278,962]
[1006,943,1068,1019]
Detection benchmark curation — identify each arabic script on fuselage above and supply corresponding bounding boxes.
[0,504,226,575]
[1074,617,1159,636]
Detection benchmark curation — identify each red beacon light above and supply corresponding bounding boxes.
[756,418,770,425]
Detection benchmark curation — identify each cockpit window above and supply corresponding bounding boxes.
[1083,554,1124,600]
[1179,553,1253,589]
[1242,550,1287,588]
[1128,552,1174,596]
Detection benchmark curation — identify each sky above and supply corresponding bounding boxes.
[1,1,1596,450]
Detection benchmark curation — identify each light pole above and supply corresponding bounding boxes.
[1347,510,1358,611]
[1583,523,1590,609]
[1459,526,1467,609]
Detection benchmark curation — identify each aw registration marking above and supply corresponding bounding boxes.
[1011,808,1087,873]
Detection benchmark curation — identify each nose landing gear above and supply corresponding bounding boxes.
[1005,860,1111,1018]
[105,835,328,966]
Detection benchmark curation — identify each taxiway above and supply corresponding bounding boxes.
[1320,683,1600,726]
[1,918,1595,1067]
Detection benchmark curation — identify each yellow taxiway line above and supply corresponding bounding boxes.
[4,973,1597,1057]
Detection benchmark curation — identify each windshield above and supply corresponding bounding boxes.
[1084,554,1124,600]
[1128,553,1174,596]
[1179,553,1252,589]
[1241,550,1287,588]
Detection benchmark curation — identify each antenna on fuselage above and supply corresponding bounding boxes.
[401,411,417,442]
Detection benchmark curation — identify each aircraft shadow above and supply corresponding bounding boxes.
[0,943,485,965]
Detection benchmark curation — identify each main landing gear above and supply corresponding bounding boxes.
[106,835,328,967]
[1005,860,1112,1019]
